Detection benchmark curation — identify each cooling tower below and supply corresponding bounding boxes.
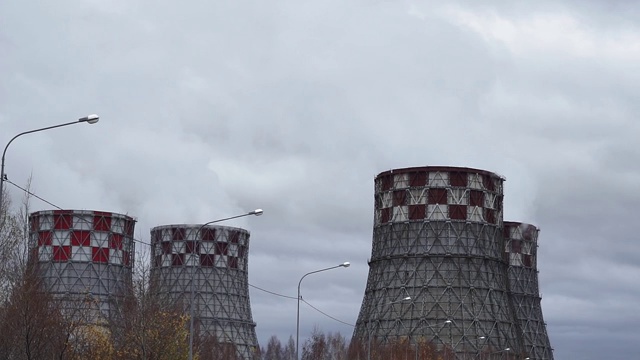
[503,222,554,360]
[150,224,258,360]
[29,210,136,321]
[353,166,524,359]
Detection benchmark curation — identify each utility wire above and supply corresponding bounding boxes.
[249,283,298,300]
[5,178,151,246]
[249,283,354,327]
[7,178,355,327]
[301,298,355,327]
[5,178,63,211]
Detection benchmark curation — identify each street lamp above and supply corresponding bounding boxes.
[444,320,455,360]
[0,115,100,216]
[368,296,411,360]
[296,262,350,360]
[475,335,488,358]
[391,296,412,304]
[408,318,452,360]
[487,347,511,358]
[188,209,263,360]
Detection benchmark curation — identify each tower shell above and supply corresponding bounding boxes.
[28,210,136,321]
[353,166,524,358]
[504,222,554,360]
[150,224,258,360]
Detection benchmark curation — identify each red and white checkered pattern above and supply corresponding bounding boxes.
[503,222,538,268]
[375,167,504,225]
[29,210,135,266]
[150,225,249,270]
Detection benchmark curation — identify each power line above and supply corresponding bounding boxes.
[249,283,354,327]
[249,283,297,300]
[301,298,355,327]
[7,178,354,328]
[5,178,151,246]
[5,178,62,211]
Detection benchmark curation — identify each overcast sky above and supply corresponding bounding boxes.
[2,1,639,358]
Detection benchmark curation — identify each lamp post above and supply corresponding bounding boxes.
[296,262,350,360]
[409,319,452,360]
[444,320,454,360]
[486,347,511,360]
[473,335,488,359]
[368,296,411,360]
[0,115,99,216]
[188,208,263,360]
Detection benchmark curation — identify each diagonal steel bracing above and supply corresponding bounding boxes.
[354,167,526,359]
[150,224,258,360]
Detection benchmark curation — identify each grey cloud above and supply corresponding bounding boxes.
[2,1,640,359]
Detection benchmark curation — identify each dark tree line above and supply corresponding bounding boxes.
[259,329,439,360]
[261,330,523,360]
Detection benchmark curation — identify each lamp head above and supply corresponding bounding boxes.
[79,114,99,124]
[251,209,264,216]
[340,262,350,268]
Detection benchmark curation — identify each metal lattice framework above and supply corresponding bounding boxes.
[353,167,525,359]
[28,210,136,322]
[150,224,258,360]
[504,222,553,360]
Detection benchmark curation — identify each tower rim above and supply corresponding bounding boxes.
[376,166,504,180]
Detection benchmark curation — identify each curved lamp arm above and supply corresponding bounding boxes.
[188,208,263,360]
[0,115,99,216]
[296,262,350,359]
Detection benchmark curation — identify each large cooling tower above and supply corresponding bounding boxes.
[150,224,258,360]
[504,222,554,360]
[29,210,136,321]
[353,166,524,358]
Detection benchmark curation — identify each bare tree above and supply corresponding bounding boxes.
[110,246,190,360]
[327,332,347,360]
[283,336,296,360]
[0,177,31,304]
[67,324,115,360]
[198,334,241,360]
[348,336,441,360]
[0,263,68,360]
[264,335,283,360]
[302,327,327,360]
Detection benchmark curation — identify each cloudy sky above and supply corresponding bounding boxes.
[2,0,639,358]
